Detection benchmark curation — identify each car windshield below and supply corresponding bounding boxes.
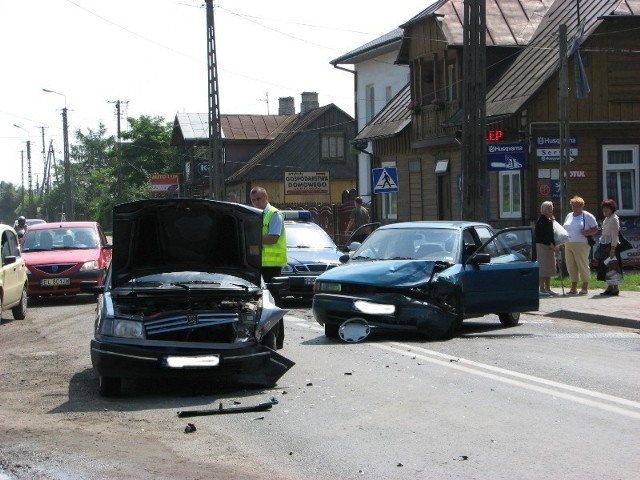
[22,227,99,252]
[352,227,459,261]
[286,224,337,249]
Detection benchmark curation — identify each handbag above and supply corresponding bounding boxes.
[617,231,632,253]
[583,213,596,246]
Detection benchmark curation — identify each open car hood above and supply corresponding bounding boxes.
[111,199,264,288]
[318,259,439,288]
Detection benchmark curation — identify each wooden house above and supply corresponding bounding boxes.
[355,0,640,229]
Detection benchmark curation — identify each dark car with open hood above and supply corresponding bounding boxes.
[312,221,539,342]
[82,199,294,396]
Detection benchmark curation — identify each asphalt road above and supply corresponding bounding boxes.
[1,297,638,479]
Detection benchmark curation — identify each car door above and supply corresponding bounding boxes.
[1,229,25,306]
[462,227,539,314]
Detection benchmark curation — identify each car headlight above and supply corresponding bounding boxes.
[80,260,100,271]
[104,319,145,339]
[281,264,294,274]
[314,282,341,293]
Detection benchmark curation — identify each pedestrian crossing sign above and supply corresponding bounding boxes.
[372,167,399,193]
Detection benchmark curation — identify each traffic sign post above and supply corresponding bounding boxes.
[372,167,399,194]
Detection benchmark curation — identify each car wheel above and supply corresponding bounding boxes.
[99,376,122,396]
[261,329,277,350]
[498,312,520,327]
[11,285,28,320]
[438,289,464,340]
[275,318,285,349]
[324,323,339,338]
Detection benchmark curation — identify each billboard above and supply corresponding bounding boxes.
[285,171,330,195]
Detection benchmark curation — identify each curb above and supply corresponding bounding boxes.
[542,309,640,330]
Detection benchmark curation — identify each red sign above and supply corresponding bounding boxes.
[151,173,180,194]
[487,130,504,142]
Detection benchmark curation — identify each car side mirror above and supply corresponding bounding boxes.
[3,255,17,266]
[468,253,491,265]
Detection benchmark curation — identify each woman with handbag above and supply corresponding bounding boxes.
[598,198,622,296]
[562,196,599,295]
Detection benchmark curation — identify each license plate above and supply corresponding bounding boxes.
[165,355,220,368]
[41,278,70,287]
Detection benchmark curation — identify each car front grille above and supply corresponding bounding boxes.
[294,263,336,274]
[33,263,76,274]
[145,312,240,343]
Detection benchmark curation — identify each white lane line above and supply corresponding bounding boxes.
[285,315,640,418]
[378,343,640,419]
[388,342,640,409]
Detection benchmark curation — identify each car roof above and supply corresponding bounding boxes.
[26,221,99,231]
[376,220,490,231]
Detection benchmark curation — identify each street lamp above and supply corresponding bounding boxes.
[43,88,72,220]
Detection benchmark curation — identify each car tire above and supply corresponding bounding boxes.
[261,329,277,350]
[275,318,285,349]
[324,323,339,338]
[11,285,28,320]
[498,312,520,327]
[99,376,122,396]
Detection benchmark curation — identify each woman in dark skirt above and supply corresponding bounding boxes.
[535,201,560,296]
[598,198,622,296]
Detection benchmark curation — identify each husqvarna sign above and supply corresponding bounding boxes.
[486,143,527,171]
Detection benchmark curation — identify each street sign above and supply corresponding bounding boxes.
[536,136,578,161]
[372,167,399,193]
[486,143,527,171]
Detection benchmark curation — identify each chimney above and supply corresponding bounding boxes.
[278,96,295,115]
[300,92,319,115]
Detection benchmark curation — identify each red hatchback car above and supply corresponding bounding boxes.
[21,222,112,298]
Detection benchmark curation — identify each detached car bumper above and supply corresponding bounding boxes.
[312,292,455,337]
[90,339,294,387]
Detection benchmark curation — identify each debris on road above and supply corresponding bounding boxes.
[177,399,278,418]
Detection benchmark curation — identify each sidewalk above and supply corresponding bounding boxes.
[533,289,640,330]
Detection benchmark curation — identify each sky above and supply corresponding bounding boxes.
[0,0,434,187]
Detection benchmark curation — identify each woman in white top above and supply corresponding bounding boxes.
[562,196,599,295]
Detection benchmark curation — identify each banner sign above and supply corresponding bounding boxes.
[536,136,578,161]
[486,143,527,171]
[151,173,180,194]
[285,171,330,195]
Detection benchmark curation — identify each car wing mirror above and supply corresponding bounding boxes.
[467,252,491,265]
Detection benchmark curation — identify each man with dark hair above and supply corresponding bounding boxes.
[345,196,370,234]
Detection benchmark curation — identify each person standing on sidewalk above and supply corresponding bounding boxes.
[562,195,599,295]
[535,201,560,296]
[250,187,287,292]
[345,196,370,235]
[598,198,622,296]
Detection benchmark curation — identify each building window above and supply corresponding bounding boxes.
[366,85,375,122]
[385,86,392,104]
[602,145,639,216]
[321,134,345,162]
[499,170,521,219]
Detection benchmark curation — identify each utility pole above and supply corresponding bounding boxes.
[558,24,570,221]
[461,0,487,221]
[109,100,128,201]
[205,0,224,200]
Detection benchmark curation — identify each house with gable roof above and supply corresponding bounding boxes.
[350,0,640,238]
[171,93,357,205]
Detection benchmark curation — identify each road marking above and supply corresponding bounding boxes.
[379,342,640,419]
[285,315,640,419]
